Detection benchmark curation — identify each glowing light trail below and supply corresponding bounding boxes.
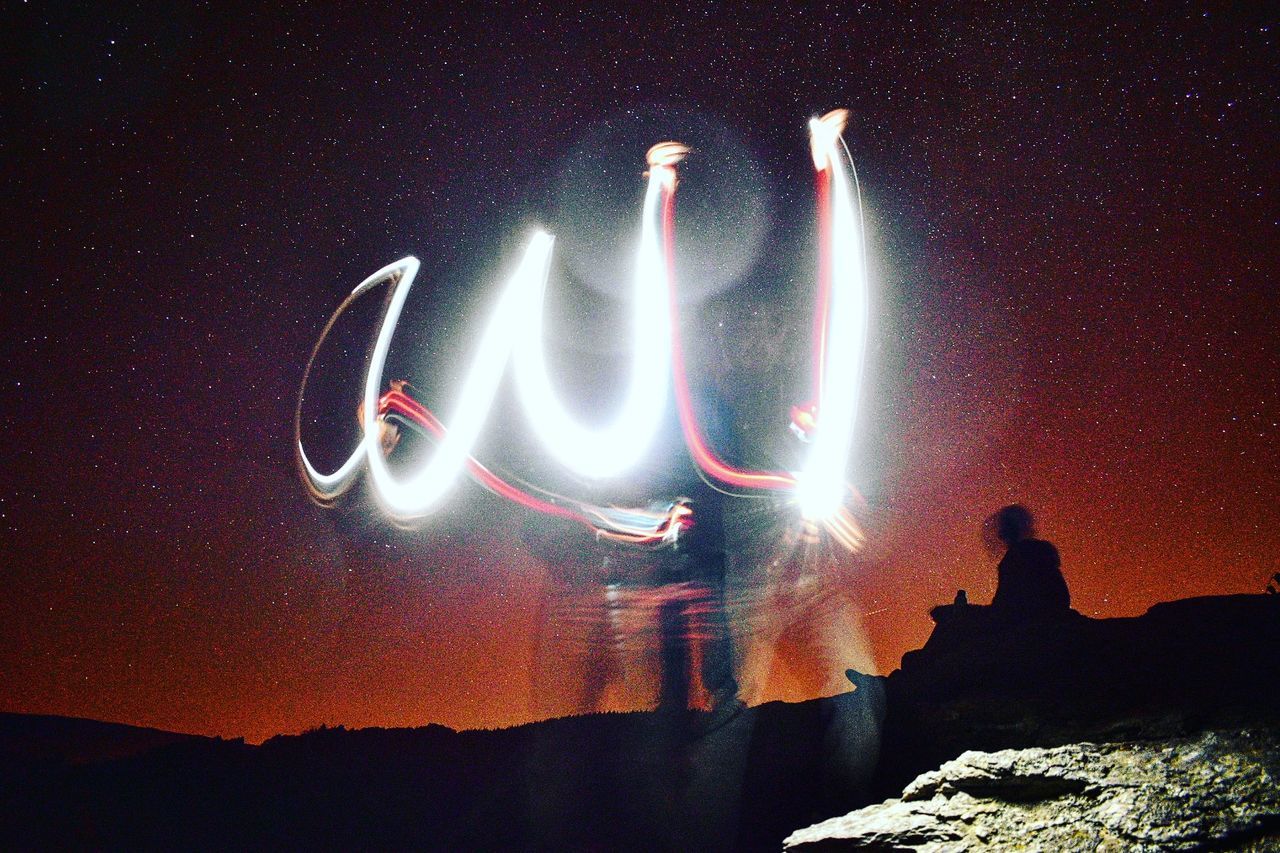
[376,385,691,546]
[297,145,689,541]
[797,109,870,520]
[296,113,870,545]
[665,109,869,523]
[512,143,677,480]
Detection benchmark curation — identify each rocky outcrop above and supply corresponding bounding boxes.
[785,730,1280,851]
[867,594,1280,796]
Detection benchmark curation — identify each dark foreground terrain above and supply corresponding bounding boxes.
[0,694,882,851]
[3,593,1277,850]
[792,592,1280,851]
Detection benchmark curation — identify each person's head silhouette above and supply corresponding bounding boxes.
[984,504,1036,552]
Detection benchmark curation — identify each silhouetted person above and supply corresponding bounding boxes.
[985,504,1069,621]
[657,481,740,719]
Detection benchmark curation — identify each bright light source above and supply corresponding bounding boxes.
[296,113,871,548]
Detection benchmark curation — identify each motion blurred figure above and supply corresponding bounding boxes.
[984,504,1070,620]
[656,481,740,720]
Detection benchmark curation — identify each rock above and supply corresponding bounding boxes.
[784,730,1280,851]
[868,593,1280,796]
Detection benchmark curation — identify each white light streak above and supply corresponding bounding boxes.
[297,114,872,543]
[512,166,673,479]
[797,110,870,521]
[298,164,679,516]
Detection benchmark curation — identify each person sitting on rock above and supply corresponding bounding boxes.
[985,504,1070,621]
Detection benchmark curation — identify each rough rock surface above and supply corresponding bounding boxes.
[869,595,1280,798]
[785,730,1280,851]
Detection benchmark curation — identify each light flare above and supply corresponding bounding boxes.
[666,109,869,526]
[795,110,869,521]
[512,161,674,479]
[297,161,686,542]
[377,386,689,545]
[296,112,872,547]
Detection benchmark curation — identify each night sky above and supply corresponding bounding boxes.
[4,3,1276,743]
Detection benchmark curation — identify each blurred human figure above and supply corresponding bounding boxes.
[656,482,740,719]
[984,504,1070,620]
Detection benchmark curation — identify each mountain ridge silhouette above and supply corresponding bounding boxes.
[3,591,1276,850]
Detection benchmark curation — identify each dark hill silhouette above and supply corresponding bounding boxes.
[3,592,1276,850]
[0,713,218,765]
[0,697,883,851]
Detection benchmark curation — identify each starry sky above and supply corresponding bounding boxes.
[4,3,1276,743]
